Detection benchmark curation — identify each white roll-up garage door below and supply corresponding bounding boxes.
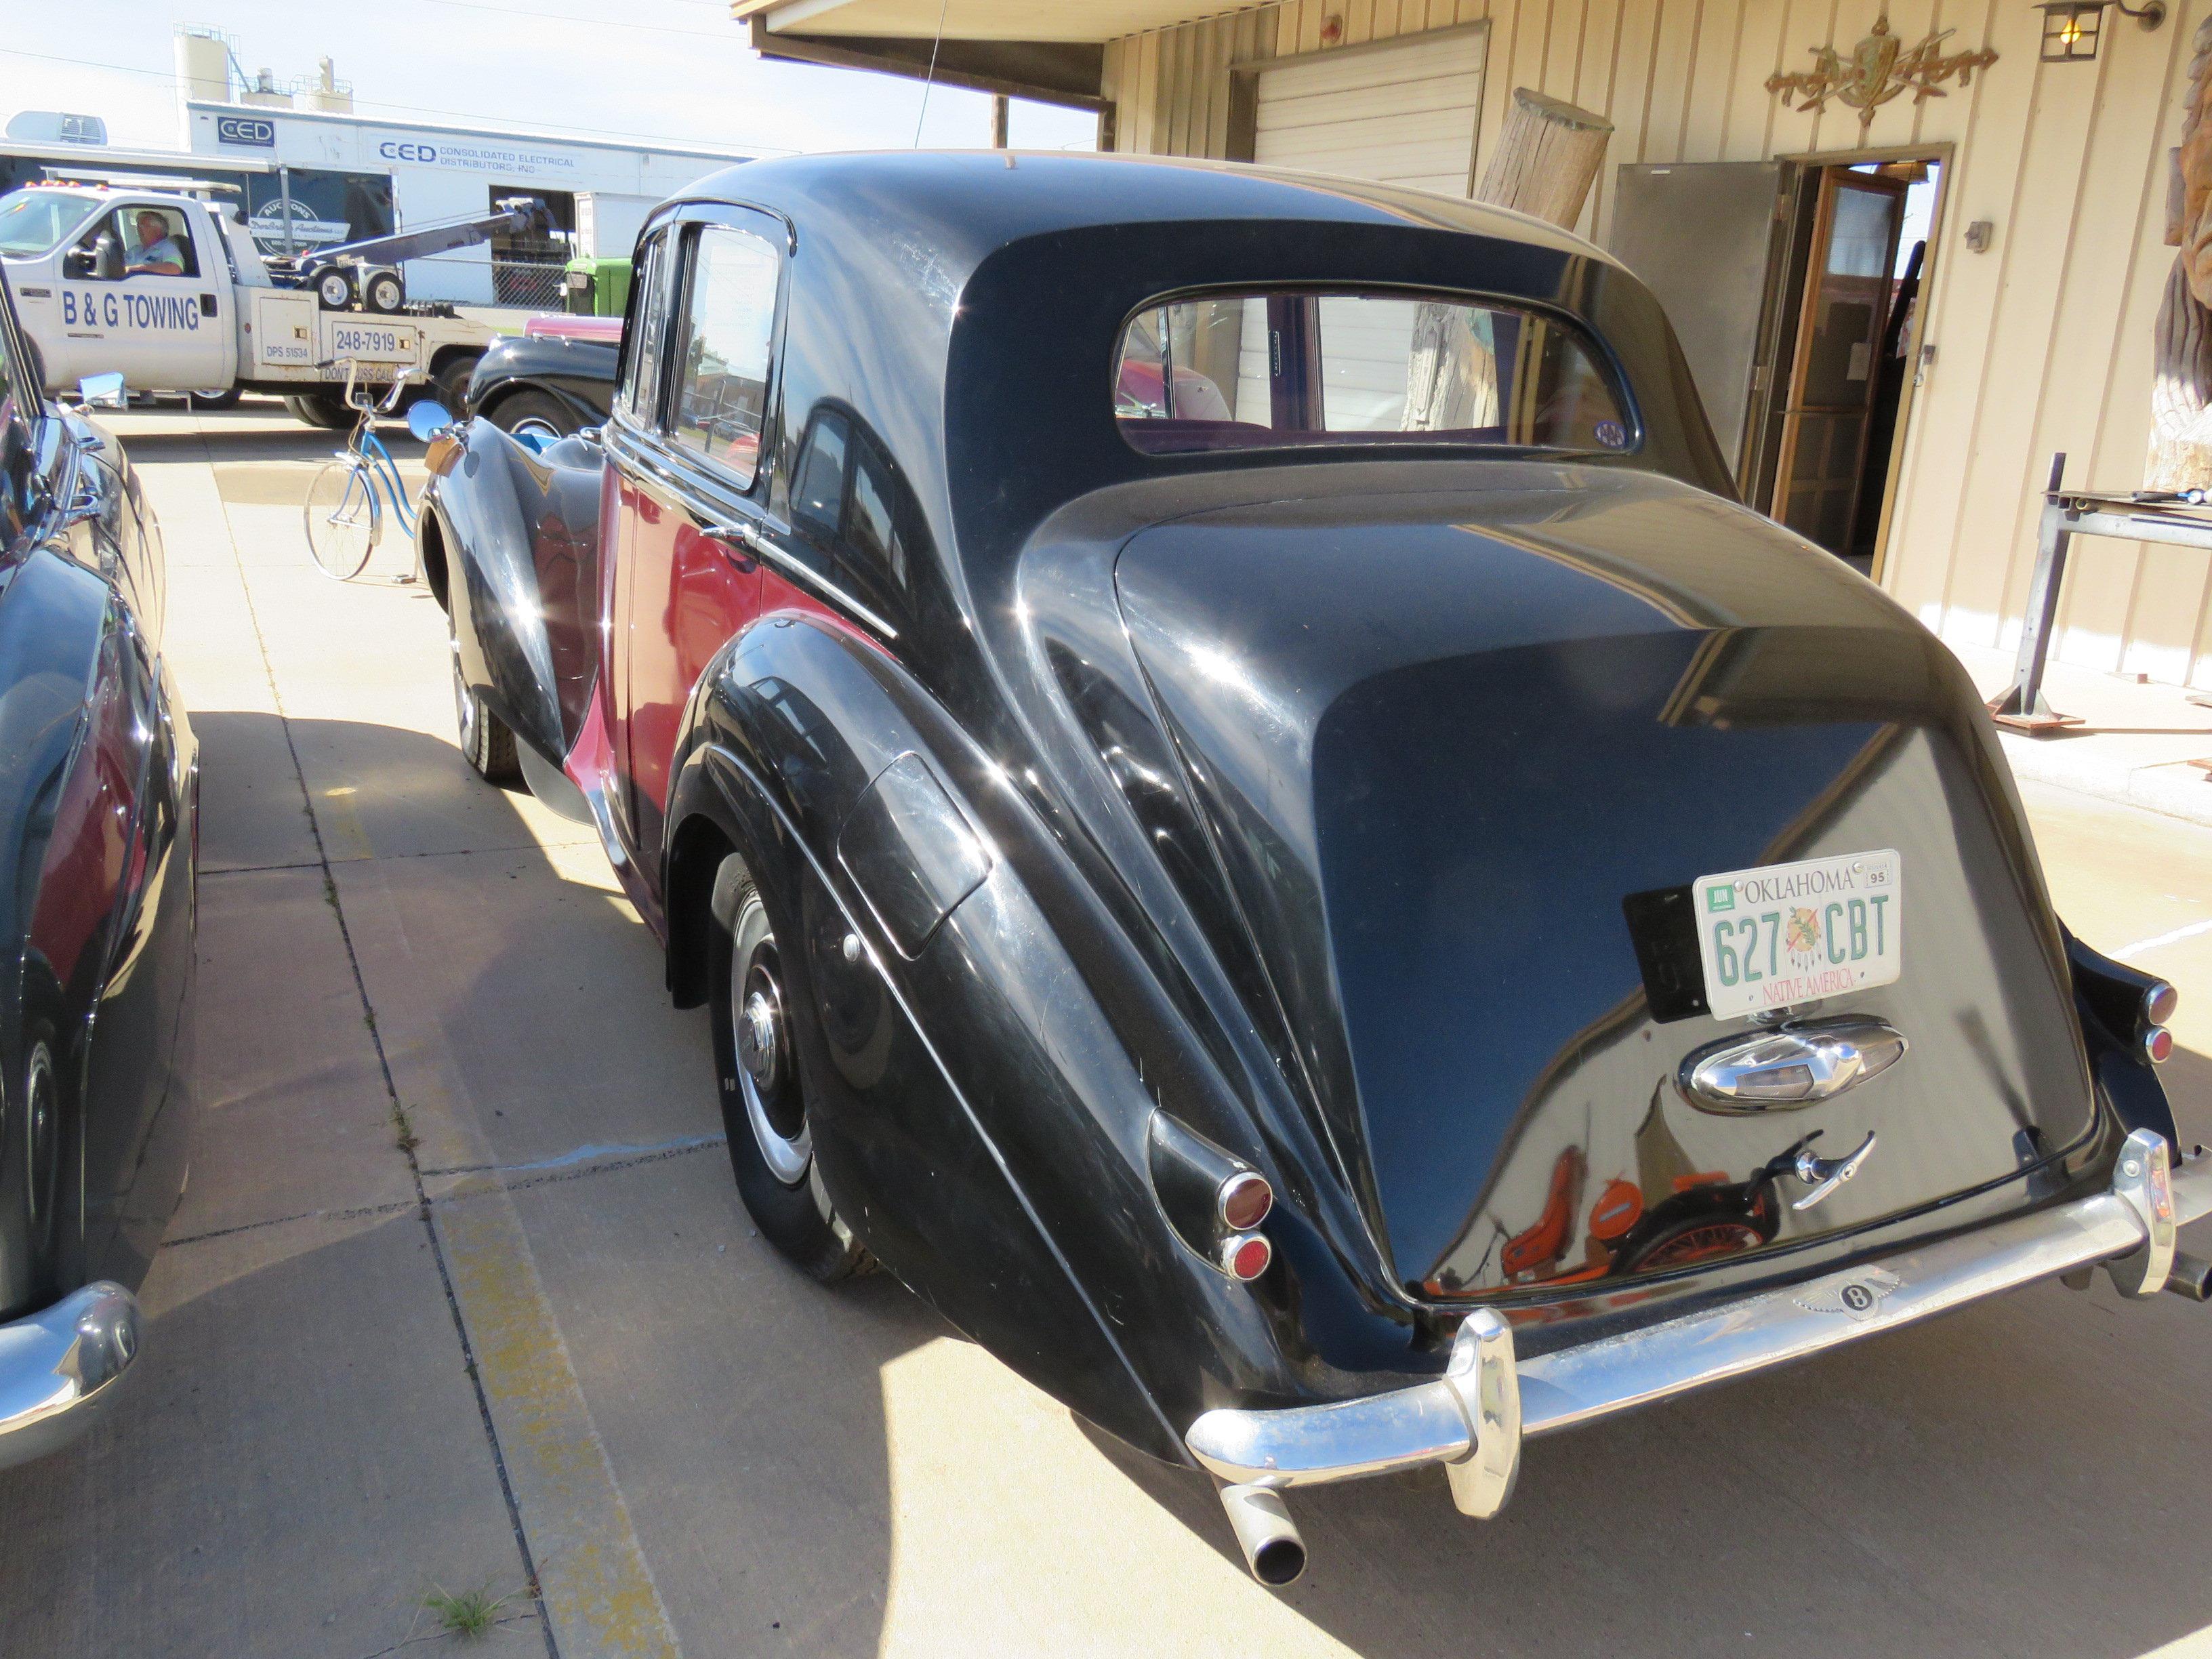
[1252,29,1488,198]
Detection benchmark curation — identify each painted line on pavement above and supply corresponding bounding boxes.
[2116,917,2212,958]
[224,460,685,1659]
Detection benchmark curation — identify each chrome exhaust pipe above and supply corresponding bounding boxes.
[1218,1481,1307,1586]
[2166,1250,2212,1302]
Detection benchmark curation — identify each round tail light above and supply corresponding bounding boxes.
[1218,1171,1273,1231]
[2146,980,2178,1029]
[1219,1232,1273,1282]
[2146,1025,2175,1065]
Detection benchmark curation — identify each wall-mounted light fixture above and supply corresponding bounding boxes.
[2035,0,2165,62]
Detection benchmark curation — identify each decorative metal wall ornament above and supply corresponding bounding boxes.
[1766,13,2000,133]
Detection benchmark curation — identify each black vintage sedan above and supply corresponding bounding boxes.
[0,279,197,1468]
[419,152,2205,1584]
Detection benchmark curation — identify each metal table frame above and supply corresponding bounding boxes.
[1989,452,2212,741]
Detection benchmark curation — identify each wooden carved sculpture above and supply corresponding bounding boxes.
[2149,15,2212,489]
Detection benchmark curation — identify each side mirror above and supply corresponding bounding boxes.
[405,399,453,442]
[75,373,127,411]
[63,247,96,279]
[95,232,122,282]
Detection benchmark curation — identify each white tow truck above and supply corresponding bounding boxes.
[0,182,534,429]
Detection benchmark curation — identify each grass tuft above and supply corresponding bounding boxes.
[422,1582,509,1642]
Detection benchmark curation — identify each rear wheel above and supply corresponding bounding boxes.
[303,459,378,580]
[0,1022,67,1313]
[284,391,352,431]
[712,861,869,1283]
[449,621,521,784]
[188,387,241,411]
[487,388,577,442]
[430,352,479,422]
[315,268,356,310]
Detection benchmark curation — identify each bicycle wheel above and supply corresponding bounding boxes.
[303,459,380,580]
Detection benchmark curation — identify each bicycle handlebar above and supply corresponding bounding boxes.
[317,358,412,417]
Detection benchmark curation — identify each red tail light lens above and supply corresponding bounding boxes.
[2146,1025,2175,1064]
[1219,1232,1273,1282]
[1218,1172,1273,1231]
[2146,980,2178,1028]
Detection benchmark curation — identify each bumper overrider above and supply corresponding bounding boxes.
[0,1283,142,1471]
[1190,1130,2211,1584]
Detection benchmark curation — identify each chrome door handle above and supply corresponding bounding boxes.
[1789,1130,1878,1212]
[698,520,762,571]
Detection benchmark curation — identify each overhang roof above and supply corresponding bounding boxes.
[733,1,1269,43]
[733,0,1271,106]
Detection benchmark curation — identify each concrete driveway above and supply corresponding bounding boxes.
[3,401,2209,1659]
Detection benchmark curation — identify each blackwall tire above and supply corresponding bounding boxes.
[283,392,352,431]
[487,388,578,441]
[432,353,479,420]
[188,388,241,411]
[712,860,871,1284]
[449,626,522,785]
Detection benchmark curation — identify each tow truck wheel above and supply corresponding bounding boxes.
[283,392,353,431]
[315,268,356,310]
[364,269,406,314]
[188,388,241,411]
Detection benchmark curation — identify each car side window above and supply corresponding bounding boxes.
[619,230,669,428]
[670,224,779,488]
[75,207,198,281]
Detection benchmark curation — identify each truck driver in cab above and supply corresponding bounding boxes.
[126,210,184,277]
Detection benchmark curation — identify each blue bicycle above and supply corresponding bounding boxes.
[302,359,454,581]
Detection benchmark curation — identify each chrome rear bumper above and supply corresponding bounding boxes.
[0,1282,142,1471]
[1188,1130,2208,1517]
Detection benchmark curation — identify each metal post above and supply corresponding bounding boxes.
[277,162,295,256]
[1988,452,2085,733]
[990,94,1010,149]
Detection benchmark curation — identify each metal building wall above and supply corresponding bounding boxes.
[1103,0,2212,688]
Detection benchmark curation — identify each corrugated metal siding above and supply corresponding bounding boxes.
[1101,0,2212,687]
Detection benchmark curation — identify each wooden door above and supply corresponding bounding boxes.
[1769,171,1906,552]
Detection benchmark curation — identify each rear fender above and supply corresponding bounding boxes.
[663,615,1436,1453]
[2066,928,2182,1146]
[428,418,608,769]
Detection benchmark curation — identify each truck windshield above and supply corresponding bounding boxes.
[0,190,102,258]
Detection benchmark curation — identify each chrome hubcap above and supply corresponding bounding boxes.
[24,1044,54,1230]
[732,913,810,1187]
[451,646,477,752]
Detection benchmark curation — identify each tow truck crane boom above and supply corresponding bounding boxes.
[293,195,554,284]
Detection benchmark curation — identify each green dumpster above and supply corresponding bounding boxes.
[563,255,632,317]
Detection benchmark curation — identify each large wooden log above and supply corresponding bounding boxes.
[1406,90,1614,432]
[1476,88,1615,230]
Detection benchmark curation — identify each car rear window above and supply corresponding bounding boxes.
[1113,290,1633,458]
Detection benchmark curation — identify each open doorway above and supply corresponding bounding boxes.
[1609,150,1946,579]
[1760,159,1940,573]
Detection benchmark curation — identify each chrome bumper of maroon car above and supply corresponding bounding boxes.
[0,1283,142,1471]
[1188,1130,2208,1519]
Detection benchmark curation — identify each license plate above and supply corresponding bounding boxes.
[1691,851,1901,1020]
[325,322,417,364]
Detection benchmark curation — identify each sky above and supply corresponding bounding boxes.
[1,0,1099,159]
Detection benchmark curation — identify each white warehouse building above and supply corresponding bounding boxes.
[171,30,753,307]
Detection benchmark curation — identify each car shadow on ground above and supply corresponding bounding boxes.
[1096,1046,2212,1658]
[9,709,2212,1658]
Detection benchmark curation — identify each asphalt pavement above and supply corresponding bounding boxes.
[1,401,2209,1659]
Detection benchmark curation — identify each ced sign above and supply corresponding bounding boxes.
[378,141,438,163]
[216,115,275,148]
